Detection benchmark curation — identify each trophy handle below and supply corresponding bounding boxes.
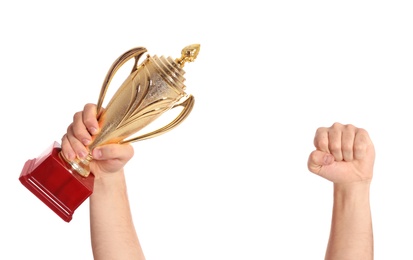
[96,47,148,116]
[120,94,195,143]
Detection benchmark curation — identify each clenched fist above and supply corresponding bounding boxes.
[307,122,375,184]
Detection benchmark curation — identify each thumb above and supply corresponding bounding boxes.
[307,150,334,175]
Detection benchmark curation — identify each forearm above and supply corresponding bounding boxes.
[90,171,145,260]
[325,182,373,260]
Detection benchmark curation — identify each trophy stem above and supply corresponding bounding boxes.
[59,151,93,177]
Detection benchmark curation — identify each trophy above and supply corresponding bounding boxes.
[19,44,200,222]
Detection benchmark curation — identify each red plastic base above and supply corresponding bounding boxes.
[19,142,94,222]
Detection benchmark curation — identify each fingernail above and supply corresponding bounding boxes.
[93,148,102,159]
[89,127,98,135]
[82,138,91,146]
[78,150,87,159]
[323,154,334,165]
[66,152,75,161]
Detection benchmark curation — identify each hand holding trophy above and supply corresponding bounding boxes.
[19,44,200,222]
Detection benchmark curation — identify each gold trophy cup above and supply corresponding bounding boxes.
[19,44,200,222]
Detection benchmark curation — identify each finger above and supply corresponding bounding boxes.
[66,120,89,159]
[72,110,93,146]
[82,103,99,135]
[328,123,343,161]
[341,124,356,162]
[92,143,134,162]
[353,128,370,160]
[313,127,330,153]
[307,150,334,174]
[61,133,76,161]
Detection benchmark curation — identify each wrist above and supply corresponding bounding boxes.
[92,170,127,196]
[333,181,371,205]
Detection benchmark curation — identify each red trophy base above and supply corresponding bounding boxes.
[19,142,94,222]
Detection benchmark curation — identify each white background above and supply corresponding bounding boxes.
[1,1,412,259]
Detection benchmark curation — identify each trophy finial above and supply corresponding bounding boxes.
[175,44,200,68]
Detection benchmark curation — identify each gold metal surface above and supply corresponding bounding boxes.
[64,44,200,177]
[175,44,200,68]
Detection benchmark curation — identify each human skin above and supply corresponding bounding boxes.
[61,103,145,260]
[307,122,375,260]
